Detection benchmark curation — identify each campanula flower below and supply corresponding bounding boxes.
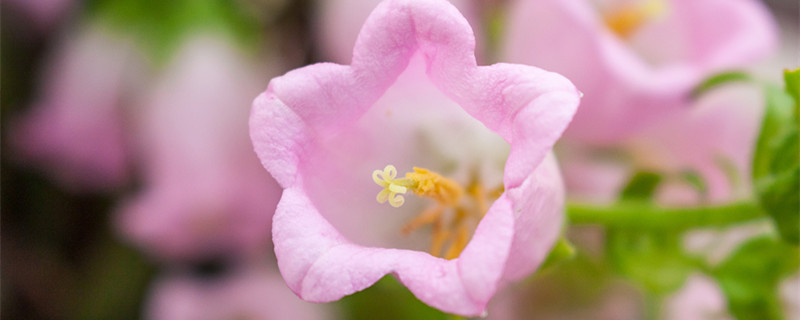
[250,0,579,315]
[116,35,281,261]
[561,83,764,205]
[503,0,777,143]
[11,24,140,191]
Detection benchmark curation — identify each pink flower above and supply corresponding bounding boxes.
[630,83,763,204]
[503,0,777,143]
[663,274,731,320]
[116,35,281,261]
[561,83,764,205]
[10,24,140,191]
[250,0,579,316]
[145,264,330,320]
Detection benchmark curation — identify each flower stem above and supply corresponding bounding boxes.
[566,201,765,230]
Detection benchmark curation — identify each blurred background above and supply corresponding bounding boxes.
[1,0,798,319]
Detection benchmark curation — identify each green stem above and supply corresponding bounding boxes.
[567,201,765,230]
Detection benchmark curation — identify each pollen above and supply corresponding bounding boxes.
[372,165,502,260]
[603,0,667,38]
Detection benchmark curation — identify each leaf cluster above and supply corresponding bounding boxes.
[752,69,800,245]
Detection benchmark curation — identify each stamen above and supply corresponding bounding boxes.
[430,220,450,258]
[371,165,502,260]
[444,223,470,260]
[603,0,667,38]
[468,183,488,216]
[401,205,445,235]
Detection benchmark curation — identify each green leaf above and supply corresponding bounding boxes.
[752,84,795,180]
[713,236,799,320]
[758,167,800,244]
[784,69,799,126]
[770,130,799,173]
[619,171,662,202]
[680,170,709,199]
[691,71,752,99]
[753,68,800,245]
[337,276,449,320]
[606,230,699,295]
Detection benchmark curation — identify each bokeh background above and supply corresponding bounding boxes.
[2,0,798,319]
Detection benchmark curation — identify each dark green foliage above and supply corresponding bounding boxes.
[338,276,449,320]
[690,71,752,99]
[752,69,800,244]
[619,171,662,202]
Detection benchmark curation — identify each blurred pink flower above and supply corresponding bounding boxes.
[11,24,141,191]
[562,83,764,204]
[250,0,579,316]
[632,83,763,204]
[116,35,281,262]
[145,265,329,320]
[663,274,730,320]
[503,0,777,143]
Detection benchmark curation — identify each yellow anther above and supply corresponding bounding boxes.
[604,0,667,38]
[405,167,464,206]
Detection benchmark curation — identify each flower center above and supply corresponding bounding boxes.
[373,165,502,259]
[602,0,667,38]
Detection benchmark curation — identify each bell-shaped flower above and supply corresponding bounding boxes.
[629,83,764,204]
[562,83,764,205]
[502,0,777,143]
[250,0,580,316]
[116,35,281,262]
[10,23,141,191]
